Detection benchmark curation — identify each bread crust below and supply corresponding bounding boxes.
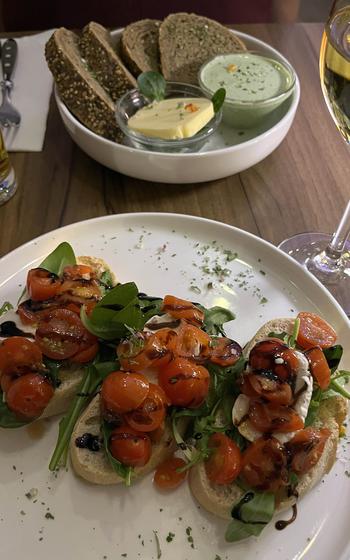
[45,28,122,141]
[159,13,246,84]
[121,19,161,76]
[80,22,136,102]
[189,318,348,520]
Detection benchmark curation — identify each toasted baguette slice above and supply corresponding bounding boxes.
[70,393,184,484]
[159,13,246,84]
[79,22,137,102]
[121,19,161,76]
[45,28,122,141]
[39,256,116,421]
[189,317,348,519]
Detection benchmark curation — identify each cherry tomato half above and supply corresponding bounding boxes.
[154,456,187,489]
[101,371,149,415]
[27,268,62,302]
[304,346,331,390]
[297,312,337,349]
[249,339,299,382]
[175,323,211,363]
[6,373,54,420]
[162,295,204,327]
[0,337,43,393]
[35,308,96,360]
[248,401,304,433]
[241,437,288,492]
[158,357,210,408]
[109,425,151,467]
[286,427,331,475]
[205,433,242,485]
[117,329,177,372]
[241,373,293,406]
[62,265,94,280]
[125,383,168,432]
[209,337,242,367]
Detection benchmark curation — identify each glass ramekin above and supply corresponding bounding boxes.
[115,82,222,153]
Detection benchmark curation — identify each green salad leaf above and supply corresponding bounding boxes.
[81,283,162,341]
[137,71,166,102]
[211,88,226,113]
[225,491,275,542]
[102,420,132,486]
[204,306,235,336]
[0,301,13,317]
[49,361,118,471]
[323,345,343,373]
[39,242,76,276]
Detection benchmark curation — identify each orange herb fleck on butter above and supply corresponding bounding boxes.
[184,103,199,113]
[226,64,238,73]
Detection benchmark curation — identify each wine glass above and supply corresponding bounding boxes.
[278,0,350,316]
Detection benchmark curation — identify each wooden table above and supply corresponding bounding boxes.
[0,22,348,258]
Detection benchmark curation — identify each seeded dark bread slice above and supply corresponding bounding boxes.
[159,13,246,84]
[121,19,161,76]
[79,22,137,102]
[45,28,122,141]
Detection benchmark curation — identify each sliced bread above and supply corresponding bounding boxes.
[70,393,180,484]
[159,13,246,84]
[45,28,122,141]
[79,21,137,102]
[121,19,161,76]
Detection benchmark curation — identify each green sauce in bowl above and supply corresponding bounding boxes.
[199,52,296,128]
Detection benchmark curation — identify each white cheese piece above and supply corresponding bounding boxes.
[232,349,313,444]
[128,97,214,140]
[0,309,36,342]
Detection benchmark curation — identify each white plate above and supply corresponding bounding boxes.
[55,30,300,183]
[0,213,349,560]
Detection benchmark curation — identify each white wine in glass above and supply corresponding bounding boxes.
[279,0,350,315]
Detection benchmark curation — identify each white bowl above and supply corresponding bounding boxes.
[55,29,300,184]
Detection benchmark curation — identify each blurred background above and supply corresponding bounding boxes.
[0,0,334,30]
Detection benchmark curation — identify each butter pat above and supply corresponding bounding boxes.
[128,97,214,140]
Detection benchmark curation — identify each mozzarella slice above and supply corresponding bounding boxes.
[232,349,313,444]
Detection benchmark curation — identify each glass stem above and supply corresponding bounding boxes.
[325,200,350,260]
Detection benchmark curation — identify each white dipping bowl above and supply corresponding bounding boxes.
[55,29,300,184]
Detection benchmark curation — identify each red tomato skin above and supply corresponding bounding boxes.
[27,268,61,302]
[101,371,149,415]
[205,433,242,485]
[286,427,331,474]
[0,337,43,393]
[209,337,242,367]
[125,383,167,432]
[109,426,151,467]
[6,373,54,420]
[248,401,304,433]
[297,312,337,349]
[241,437,288,492]
[154,456,187,489]
[158,357,209,408]
[161,295,204,326]
[304,346,331,390]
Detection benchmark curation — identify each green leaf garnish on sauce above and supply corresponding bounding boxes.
[211,88,226,113]
[225,491,275,542]
[137,71,166,102]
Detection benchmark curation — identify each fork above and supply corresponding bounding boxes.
[0,39,21,127]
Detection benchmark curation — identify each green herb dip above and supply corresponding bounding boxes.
[200,53,293,103]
